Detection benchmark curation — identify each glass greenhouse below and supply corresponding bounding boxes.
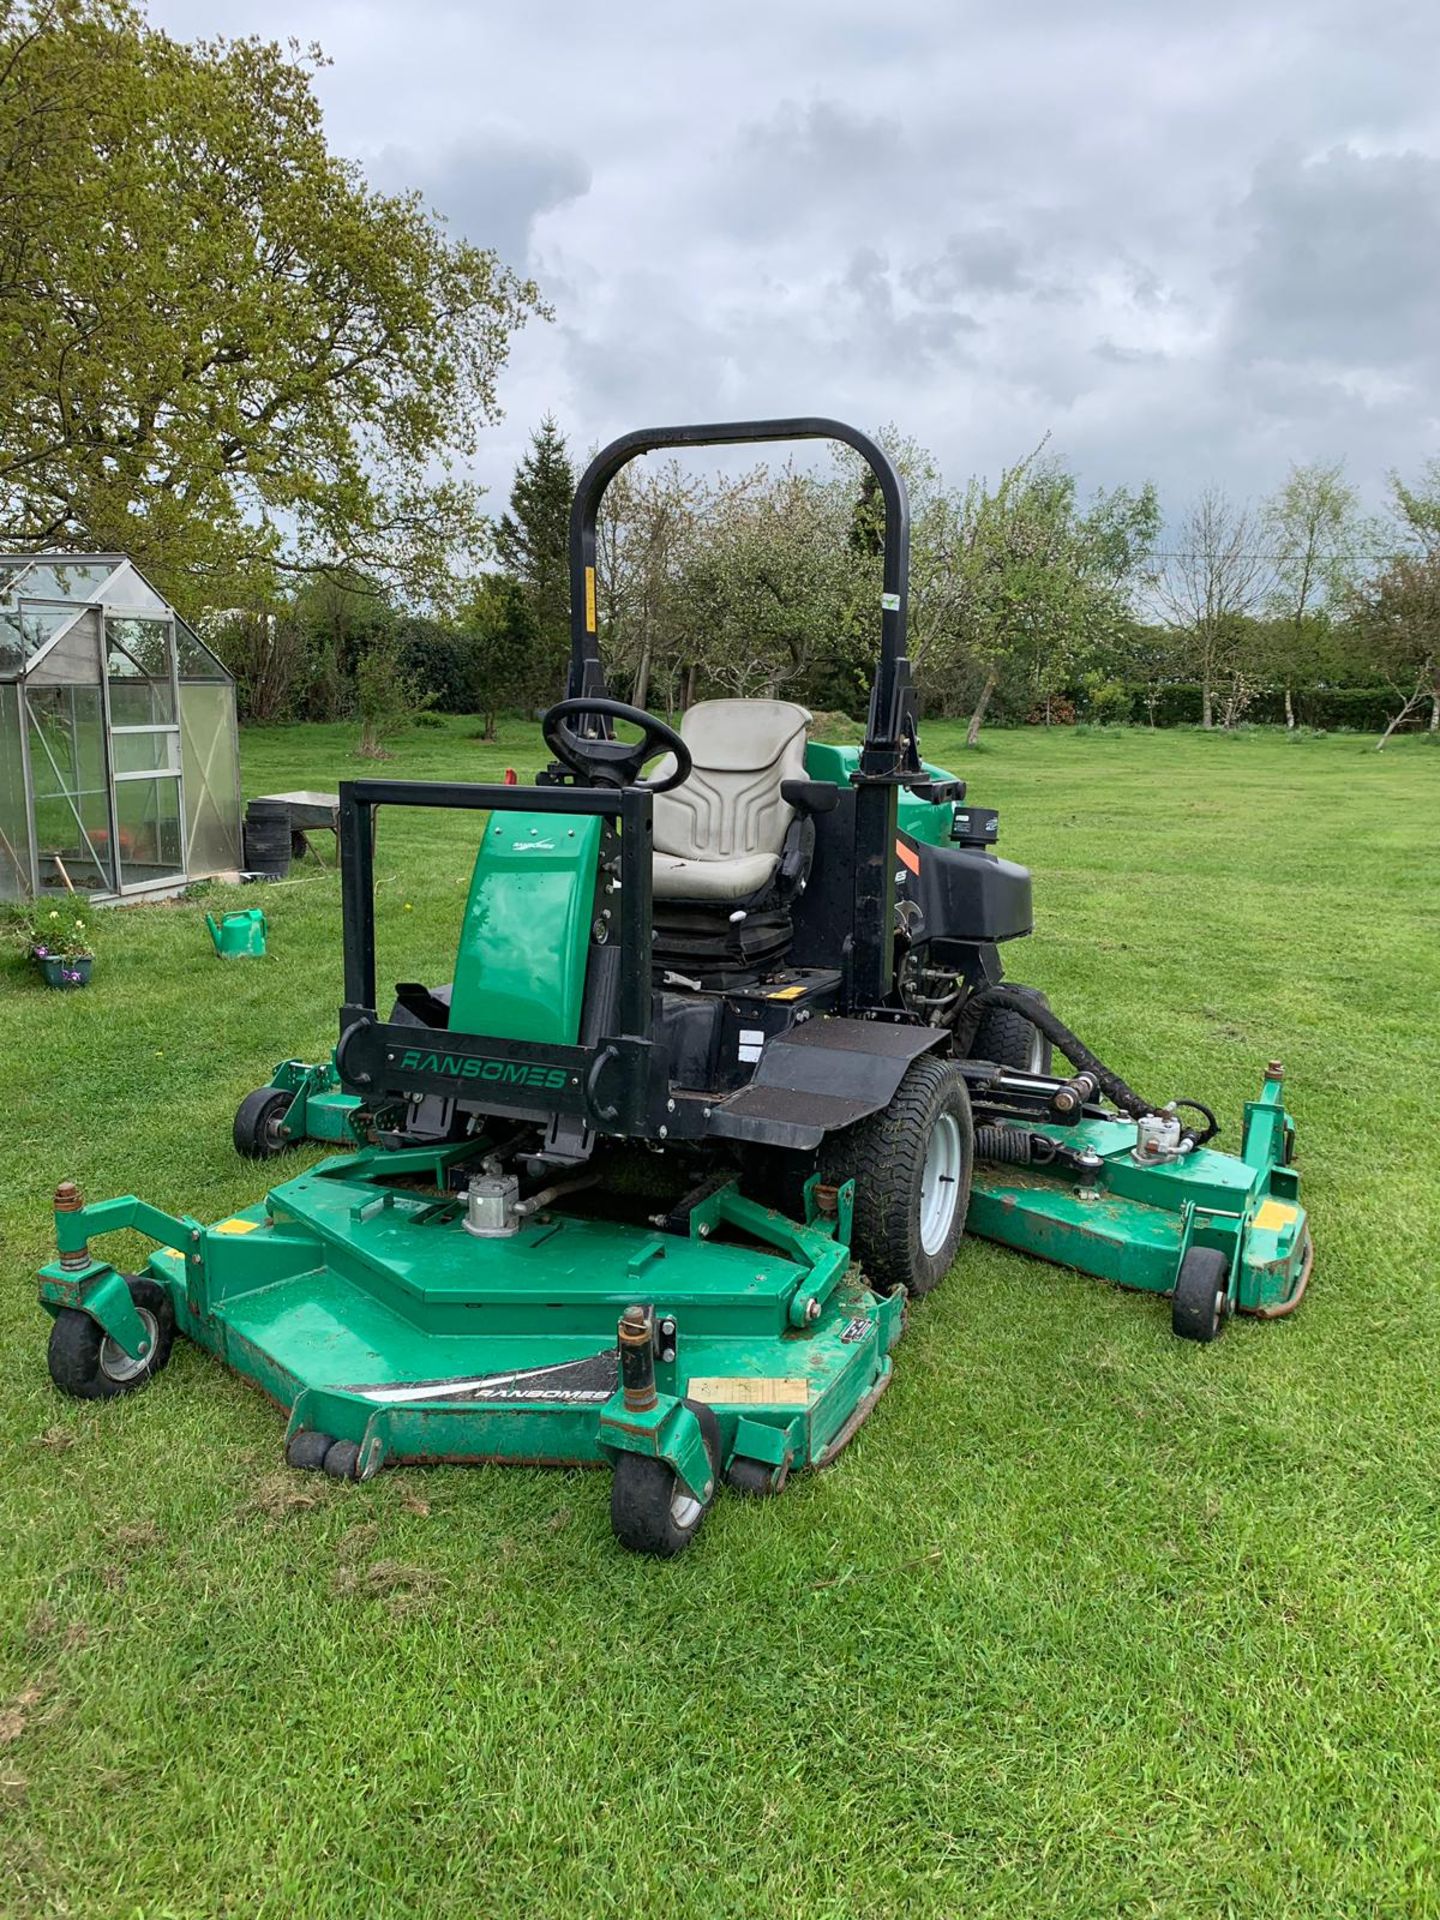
[0,554,242,901]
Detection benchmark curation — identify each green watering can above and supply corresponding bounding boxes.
[205,908,268,959]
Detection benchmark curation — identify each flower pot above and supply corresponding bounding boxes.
[40,955,92,989]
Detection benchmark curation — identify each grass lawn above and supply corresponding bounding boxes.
[3,716,1439,1918]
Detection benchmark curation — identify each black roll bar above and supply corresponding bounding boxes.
[566,418,918,778]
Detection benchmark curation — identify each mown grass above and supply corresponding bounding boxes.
[2,718,1438,1918]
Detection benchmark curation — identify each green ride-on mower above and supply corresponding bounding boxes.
[38,419,1312,1556]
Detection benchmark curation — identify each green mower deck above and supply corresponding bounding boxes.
[39,1146,903,1519]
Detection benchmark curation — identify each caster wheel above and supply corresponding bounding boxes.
[322,1439,361,1481]
[233,1087,294,1160]
[286,1429,336,1471]
[47,1277,175,1401]
[1172,1247,1231,1343]
[725,1456,790,1498]
[611,1401,720,1557]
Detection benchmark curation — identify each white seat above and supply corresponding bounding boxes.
[650,699,811,903]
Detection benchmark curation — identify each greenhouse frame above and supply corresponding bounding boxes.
[0,554,242,902]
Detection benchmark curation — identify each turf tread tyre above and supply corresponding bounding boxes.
[46,1277,175,1400]
[823,1053,974,1297]
[286,1429,335,1471]
[611,1401,720,1557]
[1172,1247,1229,1343]
[234,1087,294,1160]
[972,989,1053,1075]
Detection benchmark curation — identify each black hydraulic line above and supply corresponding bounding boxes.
[975,1126,1059,1166]
[958,986,1153,1119]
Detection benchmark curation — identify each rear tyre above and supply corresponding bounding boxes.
[46,1277,175,1401]
[234,1087,294,1160]
[611,1401,720,1557]
[1172,1247,1230,1343]
[972,989,1053,1074]
[822,1054,974,1296]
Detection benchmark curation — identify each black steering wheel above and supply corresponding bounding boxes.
[541,697,692,793]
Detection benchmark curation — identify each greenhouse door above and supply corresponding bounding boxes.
[104,615,186,892]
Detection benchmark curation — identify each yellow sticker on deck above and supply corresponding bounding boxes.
[766,983,809,1000]
[1253,1200,1298,1232]
[214,1217,260,1234]
[687,1376,811,1407]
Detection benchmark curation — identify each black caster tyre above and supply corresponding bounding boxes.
[972,989,1053,1075]
[323,1439,362,1481]
[611,1401,720,1557]
[822,1054,974,1296]
[286,1429,336,1471]
[725,1455,790,1498]
[47,1277,175,1401]
[1172,1247,1231,1343]
[234,1086,295,1160]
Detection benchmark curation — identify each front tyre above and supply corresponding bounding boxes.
[611,1402,720,1558]
[824,1054,974,1296]
[46,1277,175,1400]
[1172,1247,1230,1342]
[233,1087,294,1160]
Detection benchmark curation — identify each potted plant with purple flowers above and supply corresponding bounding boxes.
[25,907,95,989]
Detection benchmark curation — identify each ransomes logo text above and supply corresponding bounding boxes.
[398,1047,568,1091]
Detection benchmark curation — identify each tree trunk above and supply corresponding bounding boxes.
[1201,676,1213,730]
[1284,686,1295,730]
[1376,691,1424,749]
[683,663,697,711]
[966,671,997,747]
[1430,689,1439,733]
[632,637,651,713]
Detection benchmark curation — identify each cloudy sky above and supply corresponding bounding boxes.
[151,0,1439,517]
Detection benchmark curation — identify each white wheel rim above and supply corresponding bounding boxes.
[669,1482,703,1530]
[99,1306,157,1383]
[919,1112,963,1257]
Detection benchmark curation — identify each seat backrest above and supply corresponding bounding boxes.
[652,699,811,863]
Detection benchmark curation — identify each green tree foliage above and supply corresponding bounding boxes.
[495,416,573,699]
[1349,466,1440,744]
[0,0,542,604]
[1259,462,1370,726]
[353,632,434,758]
[461,572,539,737]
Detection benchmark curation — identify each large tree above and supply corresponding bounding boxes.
[0,0,542,604]
[1157,489,1272,728]
[495,415,574,700]
[1260,461,1369,727]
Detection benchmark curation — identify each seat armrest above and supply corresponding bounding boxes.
[780,778,840,815]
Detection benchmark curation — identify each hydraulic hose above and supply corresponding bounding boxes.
[956,986,1154,1119]
[957,987,1222,1148]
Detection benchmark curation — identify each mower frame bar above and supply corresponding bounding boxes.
[567,416,920,1010]
[567,417,915,773]
[337,782,656,1126]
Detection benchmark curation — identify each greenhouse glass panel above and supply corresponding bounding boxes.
[175,618,229,680]
[113,729,180,774]
[27,607,102,686]
[115,775,184,886]
[106,617,176,724]
[101,564,172,617]
[25,685,114,894]
[180,682,242,872]
[0,683,32,898]
[13,560,113,603]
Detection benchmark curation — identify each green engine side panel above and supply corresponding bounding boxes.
[804,739,960,846]
[447,810,602,1044]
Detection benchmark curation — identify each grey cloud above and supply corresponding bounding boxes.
[1227,146,1440,378]
[366,133,591,270]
